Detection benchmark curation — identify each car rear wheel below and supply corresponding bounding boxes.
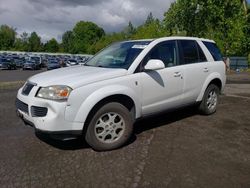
[85,102,133,151]
[199,84,219,115]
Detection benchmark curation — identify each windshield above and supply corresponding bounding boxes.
[85,41,152,69]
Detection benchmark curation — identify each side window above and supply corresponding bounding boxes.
[203,41,223,61]
[142,40,177,68]
[197,43,207,62]
[178,40,200,64]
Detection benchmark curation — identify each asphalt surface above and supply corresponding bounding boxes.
[0,71,250,187]
[0,69,45,82]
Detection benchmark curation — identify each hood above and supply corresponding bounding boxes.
[28,65,127,89]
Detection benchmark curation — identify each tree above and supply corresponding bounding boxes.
[14,32,29,51]
[28,32,41,52]
[20,32,29,51]
[44,38,59,52]
[163,0,248,56]
[133,18,168,39]
[0,25,16,50]
[89,32,126,54]
[62,30,73,53]
[123,21,136,39]
[145,12,154,26]
[71,21,105,53]
[14,38,24,51]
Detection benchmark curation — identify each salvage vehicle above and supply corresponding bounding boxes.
[66,59,78,67]
[47,60,61,70]
[16,37,226,151]
[23,61,40,70]
[0,58,16,70]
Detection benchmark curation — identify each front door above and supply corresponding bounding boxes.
[140,40,184,116]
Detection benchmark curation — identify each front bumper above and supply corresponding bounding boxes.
[16,86,83,136]
[16,110,82,140]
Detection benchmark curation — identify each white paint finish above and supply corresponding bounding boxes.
[16,36,226,134]
[66,73,142,123]
[28,65,128,89]
[144,59,165,71]
[140,66,184,115]
[16,87,83,131]
[196,62,226,101]
[182,62,210,104]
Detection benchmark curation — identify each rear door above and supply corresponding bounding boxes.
[177,40,209,104]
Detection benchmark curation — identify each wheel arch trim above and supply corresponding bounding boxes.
[73,85,141,127]
[196,73,224,102]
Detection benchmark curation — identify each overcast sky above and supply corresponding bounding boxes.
[0,0,175,42]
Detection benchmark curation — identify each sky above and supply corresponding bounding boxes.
[0,0,175,42]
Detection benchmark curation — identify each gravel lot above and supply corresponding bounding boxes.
[0,70,250,187]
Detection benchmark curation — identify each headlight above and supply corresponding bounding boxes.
[36,85,72,100]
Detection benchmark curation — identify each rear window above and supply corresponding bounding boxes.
[203,41,223,61]
[178,40,198,64]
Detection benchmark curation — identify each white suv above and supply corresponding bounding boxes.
[16,37,226,151]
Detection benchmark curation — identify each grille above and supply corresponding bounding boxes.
[31,106,48,117]
[22,82,35,96]
[16,98,29,114]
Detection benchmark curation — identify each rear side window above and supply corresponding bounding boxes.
[203,41,223,61]
[197,44,207,62]
[178,40,207,64]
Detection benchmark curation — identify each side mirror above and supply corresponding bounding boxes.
[144,59,165,71]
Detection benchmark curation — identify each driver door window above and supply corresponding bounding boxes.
[142,40,177,69]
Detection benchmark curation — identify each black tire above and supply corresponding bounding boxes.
[85,102,133,151]
[198,84,219,115]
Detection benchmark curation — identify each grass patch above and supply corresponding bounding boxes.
[0,81,25,90]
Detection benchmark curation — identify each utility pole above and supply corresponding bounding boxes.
[242,0,248,15]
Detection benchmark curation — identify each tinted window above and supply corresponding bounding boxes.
[197,44,207,62]
[178,40,199,64]
[203,41,223,61]
[143,40,177,68]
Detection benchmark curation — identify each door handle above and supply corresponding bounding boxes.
[174,72,181,77]
[203,68,209,72]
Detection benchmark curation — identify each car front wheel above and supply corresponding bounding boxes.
[85,102,133,151]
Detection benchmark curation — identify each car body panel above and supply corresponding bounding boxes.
[140,66,184,115]
[29,66,128,88]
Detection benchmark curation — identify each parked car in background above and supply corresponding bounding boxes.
[66,59,78,66]
[0,58,16,70]
[29,56,42,68]
[77,56,92,65]
[23,61,40,70]
[15,57,26,68]
[47,60,61,70]
[0,58,2,69]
